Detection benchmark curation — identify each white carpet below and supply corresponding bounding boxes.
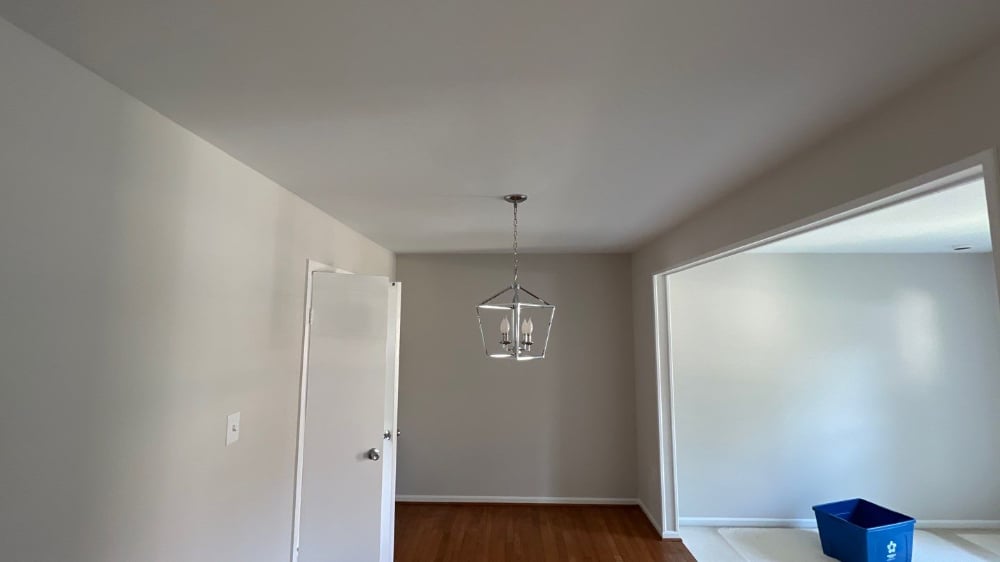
[957,533,1000,558]
[681,526,745,562]
[681,527,1000,562]
[909,531,995,562]
[719,528,831,561]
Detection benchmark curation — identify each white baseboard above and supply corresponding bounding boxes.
[917,520,1000,530]
[681,517,817,528]
[395,495,638,505]
[680,517,1000,530]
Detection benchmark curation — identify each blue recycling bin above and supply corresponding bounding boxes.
[813,499,915,562]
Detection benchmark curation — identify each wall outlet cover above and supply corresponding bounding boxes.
[226,412,241,446]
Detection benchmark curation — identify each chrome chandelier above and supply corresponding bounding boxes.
[476,194,555,360]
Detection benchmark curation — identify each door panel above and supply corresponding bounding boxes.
[298,272,390,562]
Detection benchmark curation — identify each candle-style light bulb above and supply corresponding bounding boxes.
[500,316,510,334]
[519,316,534,348]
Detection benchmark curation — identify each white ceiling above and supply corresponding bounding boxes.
[2,1,1000,252]
[751,178,993,254]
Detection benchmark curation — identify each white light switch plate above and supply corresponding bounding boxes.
[226,412,241,446]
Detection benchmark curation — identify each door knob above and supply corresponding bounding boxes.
[367,448,381,461]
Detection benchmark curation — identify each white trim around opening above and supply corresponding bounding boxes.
[652,148,1000,535]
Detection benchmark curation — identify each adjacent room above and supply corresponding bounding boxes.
[3,2,1000,561]
[663,175,1000,560]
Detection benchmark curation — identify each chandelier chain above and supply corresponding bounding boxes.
[512,200,519,284]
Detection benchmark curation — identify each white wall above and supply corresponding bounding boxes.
[632,36,1000,533]
[670,253,1000,522]
[395,254,637,501]
[0,18,394,562]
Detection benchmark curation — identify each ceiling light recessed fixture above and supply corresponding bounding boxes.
[475,194,555,361]
[953,245,973,251]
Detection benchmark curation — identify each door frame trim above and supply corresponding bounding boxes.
[290,260,352,562]
[380,282,402,562]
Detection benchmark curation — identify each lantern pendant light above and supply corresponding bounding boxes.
[476,194,555,360]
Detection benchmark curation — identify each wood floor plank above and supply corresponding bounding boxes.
[395,503,695,562]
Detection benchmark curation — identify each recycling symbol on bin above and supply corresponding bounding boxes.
[887,541,897,555]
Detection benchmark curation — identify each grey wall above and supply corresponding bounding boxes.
[670,253,1000,521]
[0,18,394,562]
[632,37,1000,533]
[395,254,636,500]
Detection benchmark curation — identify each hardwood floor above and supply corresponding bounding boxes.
[395,503,696,561]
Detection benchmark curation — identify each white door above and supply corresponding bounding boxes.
[297,272,392,562]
